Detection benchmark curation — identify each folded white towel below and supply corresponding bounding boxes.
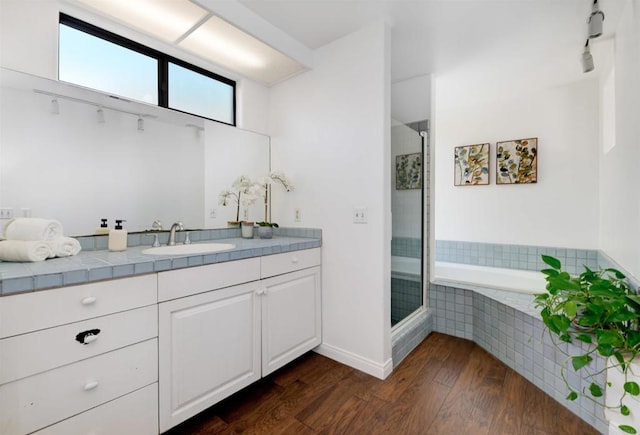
[3,218,64,241]
[48,236,81,258]
[0,240,53,262]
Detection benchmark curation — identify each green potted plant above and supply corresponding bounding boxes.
[255,171,292,239]
[535,255,640,434]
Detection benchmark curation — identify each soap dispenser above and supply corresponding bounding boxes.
[108,219,128,252]
[96,218,110,235]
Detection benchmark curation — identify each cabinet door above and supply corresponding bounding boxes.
[158,281,261,432]
[261,266,321,376]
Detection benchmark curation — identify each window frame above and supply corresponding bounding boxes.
[59,13,236,126]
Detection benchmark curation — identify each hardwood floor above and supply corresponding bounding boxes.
[165,333,598,435]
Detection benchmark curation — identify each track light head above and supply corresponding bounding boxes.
[96,107,105,123]
[137,116,144,131]
[582,40,594,73]
[588,0,605,38]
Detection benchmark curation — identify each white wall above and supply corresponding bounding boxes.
[434,78,600,249]
[391,74,431,124]
[268,22,392,378]
[599,0,640,278]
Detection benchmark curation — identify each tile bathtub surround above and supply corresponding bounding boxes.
[435,240,600,275]
[429,283,608,433]
[0,232,322,295]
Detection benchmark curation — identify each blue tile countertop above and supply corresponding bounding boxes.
[0,228,322,296]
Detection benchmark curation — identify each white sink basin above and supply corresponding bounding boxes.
[142,243,235,256]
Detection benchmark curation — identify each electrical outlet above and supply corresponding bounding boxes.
[209,209,216,219]
[294,208,301,222]
[0,208,14,219]
[21,208,32,218]
[353,207,367,223]
[243,209,249,220]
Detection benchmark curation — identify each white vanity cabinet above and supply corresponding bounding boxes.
[158,248,321,432]
[0,275,159,435]
[260,249,322,376]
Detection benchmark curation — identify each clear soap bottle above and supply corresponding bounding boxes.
[108,219,127,252]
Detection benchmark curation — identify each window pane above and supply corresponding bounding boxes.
[59,24,158,104]
[169,63,234,124]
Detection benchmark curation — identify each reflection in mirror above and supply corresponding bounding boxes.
[0,68,270,236]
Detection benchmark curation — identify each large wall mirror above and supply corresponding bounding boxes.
[0,67,270,236]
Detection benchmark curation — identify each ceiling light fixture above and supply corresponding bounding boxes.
[137,116,144,131]
[588,0,605,38]
[582,40,595,73]
[96,107,105,123]
[51,98,59,115]
[74,0,209,43]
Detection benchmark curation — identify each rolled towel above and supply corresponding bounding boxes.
[3,218,64,241]
[0,240,53,262]
[48,236,81,258]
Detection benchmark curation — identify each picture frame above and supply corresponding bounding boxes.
[396,153,422,190]
[496,138,538,184]
[454,143,490,186]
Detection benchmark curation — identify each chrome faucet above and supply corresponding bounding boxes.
[167,221,184,246]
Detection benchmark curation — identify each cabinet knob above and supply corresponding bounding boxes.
[291,257,299,264]
[83,380,99,391]
[256,288,268,296]
[81,296,97,306]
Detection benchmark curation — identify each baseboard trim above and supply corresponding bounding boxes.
[314,343,393,380]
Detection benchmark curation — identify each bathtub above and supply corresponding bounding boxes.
[391,256,421,282]
[432,261,546,295]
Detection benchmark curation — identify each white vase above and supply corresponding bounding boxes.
[241,221,254,239]
[605,356,640,433]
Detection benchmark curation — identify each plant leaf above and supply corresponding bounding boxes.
[619,425,637,434]
[625,382,640,396]
[564,300,578,317]
[541,255,562,270]
[541,268,560,277]
[622,405,631,416]
[589,383,603,397]
[572,355,593,371]
[575,334,593,344]
[566,391,578,401]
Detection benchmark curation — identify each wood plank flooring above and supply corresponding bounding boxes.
[165,333,598,435]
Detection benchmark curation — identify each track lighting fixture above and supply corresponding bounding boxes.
[137,116,144,131]
[582,40,595,73]
[588,0,605,39]
[50,98,59,115]
[96,107,105,123]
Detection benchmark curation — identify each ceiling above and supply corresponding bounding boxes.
[67,0,626,94]
[237,0,625,87]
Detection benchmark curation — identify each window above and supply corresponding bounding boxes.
[58,14,235,125]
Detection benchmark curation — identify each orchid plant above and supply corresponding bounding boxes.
[256,171,293,227]
[218,176,260,223]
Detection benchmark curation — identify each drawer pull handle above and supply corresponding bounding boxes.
[292,257,299,264]
[81,296,97,306]
[83,381,99,391]
[256,288,266,296]
[76,329,101,345]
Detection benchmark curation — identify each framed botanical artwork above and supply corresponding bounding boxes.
[396,153,422,190]
[496,138,538,184]
[454,143,489,186]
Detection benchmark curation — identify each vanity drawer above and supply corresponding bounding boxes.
[261,248,321,278]
[0,274,157,338]
[0,338,157,435]
[0,305,157,385]
[158,257,260,302]
[33,383,158,435]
